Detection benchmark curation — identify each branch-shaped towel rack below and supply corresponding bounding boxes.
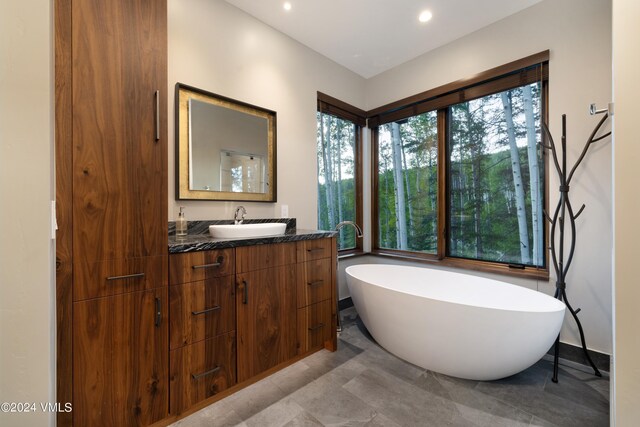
[540,108,611,383]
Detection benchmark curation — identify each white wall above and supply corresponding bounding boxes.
[612,0,640,424]
[168,0,366,229]
[357,0,613,354]
[0,1,54,426]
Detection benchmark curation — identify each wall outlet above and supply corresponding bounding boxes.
[280,204,289,218]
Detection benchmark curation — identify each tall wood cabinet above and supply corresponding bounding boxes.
[57,0,168,425]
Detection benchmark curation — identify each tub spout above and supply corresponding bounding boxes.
[335,221,363,238]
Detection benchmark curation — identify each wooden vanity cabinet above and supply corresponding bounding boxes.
[166,237,336,420]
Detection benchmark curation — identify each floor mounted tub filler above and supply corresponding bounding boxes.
[346,264,565,381]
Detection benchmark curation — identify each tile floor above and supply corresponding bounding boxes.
[171,307,610,427]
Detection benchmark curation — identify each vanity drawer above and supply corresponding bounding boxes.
[296,238,333,262]
[169,248,235,285]
[296,258,332,308]
[73,255,167,301]
[297,299,332,354]
[170,332,236,415]
[169,276,236,350]
[236,241,297,273]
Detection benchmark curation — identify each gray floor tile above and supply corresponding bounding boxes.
[244,397,306,427]
[343,368,459,426]
[289,374,379,426]
[454,402,532,427]
[364,413,404,427]
[352,341,425,384]
[170,399,244,427]
[282,410,324,426]
[223,376,288,421]
[476,361,608,427]
[269,360,320,395]
[429,373,534,427]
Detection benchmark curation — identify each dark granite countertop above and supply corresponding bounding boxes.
[168,218,337,254]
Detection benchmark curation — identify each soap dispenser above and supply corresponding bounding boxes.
[176,206,187,237]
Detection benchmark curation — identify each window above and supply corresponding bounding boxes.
[448,84,544,266]
[377,111,438,253]
[317,93,365,252]
[371,52,548,277]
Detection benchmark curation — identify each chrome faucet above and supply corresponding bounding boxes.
[335,221,363,238]
[234,206,247,225]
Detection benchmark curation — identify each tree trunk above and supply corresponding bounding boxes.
[320,113,336,229]
[501,91,531,264]
[523,84,543,266]
[391,122,408,250]
[335,118,344,247]
[401,138,414,236]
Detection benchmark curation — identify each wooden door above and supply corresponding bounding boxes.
[236,265,297,382]
[73,288,168,426]
[72,0,167,280]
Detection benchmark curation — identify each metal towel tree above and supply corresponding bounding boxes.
[540,109,611,383]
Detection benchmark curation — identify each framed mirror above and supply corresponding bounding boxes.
[175,83,277,201]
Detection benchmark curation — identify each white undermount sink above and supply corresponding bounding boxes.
[209,222,287,239]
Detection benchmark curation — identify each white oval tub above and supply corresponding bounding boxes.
[345,264,565,381]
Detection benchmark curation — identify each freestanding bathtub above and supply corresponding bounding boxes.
[345,264,565,381]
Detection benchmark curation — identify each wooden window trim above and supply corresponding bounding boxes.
[368,50,549,119]
[370,54,550,280]
[317,93,365,253]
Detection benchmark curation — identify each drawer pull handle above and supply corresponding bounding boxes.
[191,305,221,316]
[106,273,145,281]
[192,256,224,270]
[306,248,325,253]
[191,365,220,380]
[307,280,324,287]
[308,323,325,331]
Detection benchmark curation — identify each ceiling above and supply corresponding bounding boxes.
[224,0,542,78]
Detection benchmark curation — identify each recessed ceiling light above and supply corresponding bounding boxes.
[418,10,432,23]
[283,2,292,11]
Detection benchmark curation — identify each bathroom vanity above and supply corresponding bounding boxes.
[166,224,337,420]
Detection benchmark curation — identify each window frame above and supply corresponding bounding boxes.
[370,52,550,279]
[317,92,365,254]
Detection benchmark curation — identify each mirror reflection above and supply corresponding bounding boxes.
[176,83,276,201]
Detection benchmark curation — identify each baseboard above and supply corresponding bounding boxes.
[546,341,610,373]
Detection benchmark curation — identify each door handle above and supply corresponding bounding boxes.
[154,90,160,142]
[155,297,161,327]
[242,280,248,304]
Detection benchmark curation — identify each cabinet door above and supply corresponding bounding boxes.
[72,0,167,266]
[236,266,297,382]
[73,288,168,426]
